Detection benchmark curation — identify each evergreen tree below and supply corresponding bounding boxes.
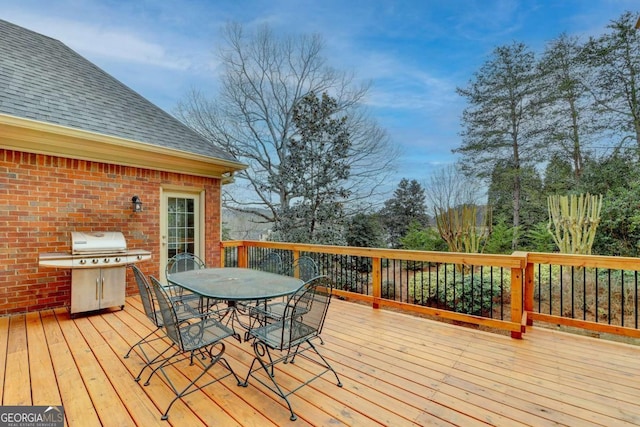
[271,92,351,244]
[455,42,543,249]
[380,179,429,248]
[537,33,594,182]
[543,153,574,195]
[487,160,545,248]
[346,213,385,248]
[582,11,640,157]
[579,152,636,195]
[400,222,448,252]
[592,181,640,256]
[577,152,640,256]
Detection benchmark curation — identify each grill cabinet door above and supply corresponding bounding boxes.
[99,267,126,309]
[70,267,126,314]
[71,268,102,313]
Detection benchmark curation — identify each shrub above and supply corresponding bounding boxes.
[484,219,519,254]
[525,222,556,253]
[400,224,448,252]
[381,280,395,299]
[409,265,509,316]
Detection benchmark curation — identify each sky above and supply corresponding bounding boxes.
[2,0,638,196]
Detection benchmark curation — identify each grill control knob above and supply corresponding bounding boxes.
[79,259,86,265]
[115,257,122,263]
[104,258,110,263]
[92,259,99,264]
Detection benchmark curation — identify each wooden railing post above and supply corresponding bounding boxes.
[510,265,523,339]
[510,251,527,339]
[372,257,381,309]
[237,242,248,268]
[523,259,534,327]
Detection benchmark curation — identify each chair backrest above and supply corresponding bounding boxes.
[165,252,206,279]
[256,251,283,274]
[150,276,183,348]
[281,256,319,281]
[131,265,159,326]
[282,275,333,345]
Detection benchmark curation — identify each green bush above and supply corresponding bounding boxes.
[381,280,395,299]
[399,224,448,271]
[526,222,556,253]
[409,265,509,316]
[400,223,448,252]
[484,219,519,254]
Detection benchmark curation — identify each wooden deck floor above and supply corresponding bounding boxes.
[2,297,640,426]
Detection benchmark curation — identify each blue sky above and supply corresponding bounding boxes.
[2,0,638,191]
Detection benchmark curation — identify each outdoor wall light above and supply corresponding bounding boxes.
[131,195,143,213]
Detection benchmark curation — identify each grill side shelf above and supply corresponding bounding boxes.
[38,250,151,268]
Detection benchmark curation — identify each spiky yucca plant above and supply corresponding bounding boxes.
[547,193,603,254]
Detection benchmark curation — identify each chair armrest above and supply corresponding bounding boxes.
[249,301,290,321]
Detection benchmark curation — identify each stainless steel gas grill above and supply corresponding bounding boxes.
[39,232,151,316]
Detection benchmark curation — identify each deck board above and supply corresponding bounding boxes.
[39,309,101,426]
[54,308,136,427]
[4,314,30,406]
[2,296,640,426]
[76,314,170,427]
[0,316,8,404]
[26,312,62,406]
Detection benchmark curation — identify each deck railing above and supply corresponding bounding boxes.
[221,241,640,340]
[524,252,640,339]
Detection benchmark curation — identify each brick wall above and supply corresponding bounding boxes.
[0,149,221,315]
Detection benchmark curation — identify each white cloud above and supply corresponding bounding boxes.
[70,24,191,70]
[3,11,198,71]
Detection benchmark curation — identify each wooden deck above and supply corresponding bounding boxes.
[2,297,640,427]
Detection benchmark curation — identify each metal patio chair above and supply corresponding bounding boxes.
[255,251,284,273]
[147,276,241,421]
[281,255,319,281]
[165,252,215,312]
[242,275,342,421]
[165,252,207,276]
[237,251,285,315]
[248,256,319,327]
[124,265,200,382]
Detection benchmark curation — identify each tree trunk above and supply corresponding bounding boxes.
[512,172,521,250]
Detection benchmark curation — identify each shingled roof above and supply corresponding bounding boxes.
[0,19,239,164]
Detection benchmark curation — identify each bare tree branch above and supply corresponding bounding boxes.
[175,22,398,227]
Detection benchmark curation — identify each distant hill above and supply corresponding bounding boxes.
[222,208,273,240]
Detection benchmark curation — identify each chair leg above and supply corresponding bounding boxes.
[134,342,175,382]
[253,336,277,376]
[124,326,175,383]
[124,327,160,359]
[284,343,301,365]
[242,339,343,422]
[242,341,298,421]
[160,344,241,420]
[304,340,343,387]
[143,348,181,386]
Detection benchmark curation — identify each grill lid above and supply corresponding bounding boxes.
[71,231,127,254]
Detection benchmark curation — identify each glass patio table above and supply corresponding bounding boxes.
[167,267,304,340]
